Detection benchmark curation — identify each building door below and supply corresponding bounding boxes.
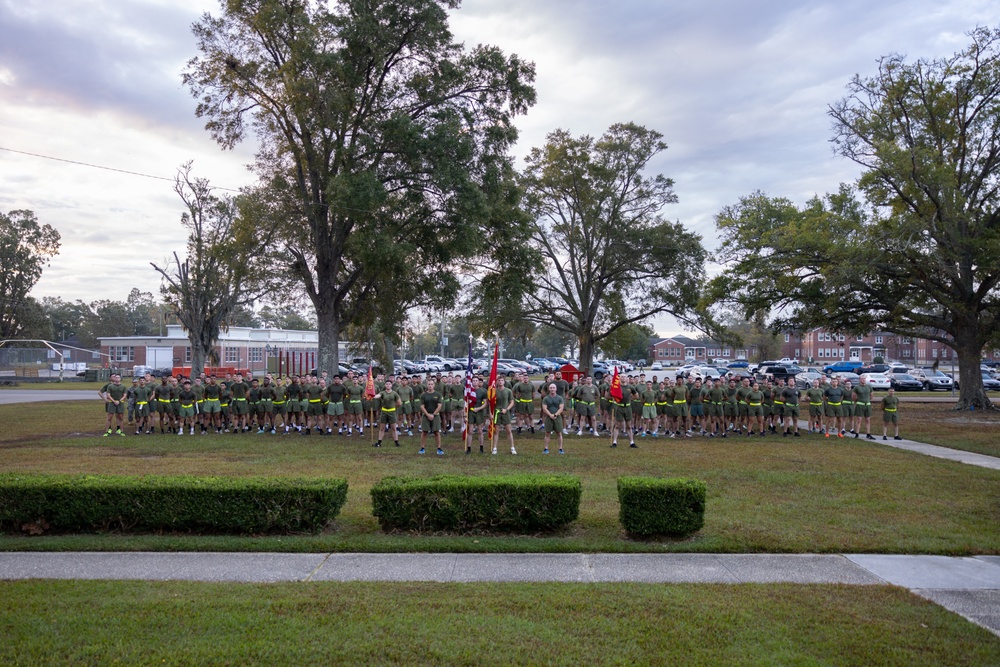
[147,347,173,369]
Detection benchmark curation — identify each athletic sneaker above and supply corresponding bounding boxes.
[492,447,498,455]
[418,447,425,454]
[629,442,638,448]
[894,435,902,440]
[610,442,617,448]
[117,430,125,437]
[510,447,517,455]
[883,435,888,440]
[437,448,444,456]
[542,448,549,454]
[177,430,183,436]
[558,448,564,454]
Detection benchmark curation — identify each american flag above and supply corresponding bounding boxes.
[462,337,475,442]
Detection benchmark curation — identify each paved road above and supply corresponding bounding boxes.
[1,552,997,636]
[0,389,97,405]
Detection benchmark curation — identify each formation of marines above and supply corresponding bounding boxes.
[99,367,904,447]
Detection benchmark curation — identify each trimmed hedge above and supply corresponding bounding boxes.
[371,474,581,533]
[617,476,706,537]
[0,473,348,535]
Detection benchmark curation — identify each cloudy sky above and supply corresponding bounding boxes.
[1,0,997,335]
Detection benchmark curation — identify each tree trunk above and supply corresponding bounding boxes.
[578,332,595,377]
[316,302,341,376]
[954,335,994,410]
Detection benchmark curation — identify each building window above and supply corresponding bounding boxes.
[249,347,263,363]
[185,348,191,363]
[856,335,864,342]
[723,349,730,357]
[794,349,800,358]
[784,334,790,343]
[110,346,134,363]
[224,347,239,364]
[903,349,912,358]
[875,336,883,345]
[932,348,938,358]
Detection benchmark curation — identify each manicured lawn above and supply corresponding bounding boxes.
[2,402,998,555]
[1,581,997,665]
[886,401,1000,458]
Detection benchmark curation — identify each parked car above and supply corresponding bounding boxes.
[650,362,663,371]
[795,371,826,389]
[689,366,723,382]
[955,371,1000,391]
[859,373,891,390]
[494,362,521,377]
[756,364,800,383]
[828,371,861,385]
[822,360,865,374]
[857,364,892,375]
[890,374,924,391]
[727,360,749,368]
[911,368,954,391]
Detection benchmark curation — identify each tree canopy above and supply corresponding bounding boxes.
[184,0,535,373]
[0,209,60,340]
[518,122,707,374]
[152,165,267,375]
[709,26,1000,408]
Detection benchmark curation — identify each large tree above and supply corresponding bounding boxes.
[711,28,1000,409]
[0,210,60,340]
[152,166,266,375]
[518,123,707,374]
[184,0,535,373]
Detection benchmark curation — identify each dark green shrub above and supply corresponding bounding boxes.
[371,474,581,533]
[0,474,348,535]
[617,477,706,537]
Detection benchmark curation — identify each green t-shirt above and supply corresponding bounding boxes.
[672,384,689,402]
[882,395,899,411]
[575,385,598,403]
[542,393,564,417]
[230,381,249,399]
[853,384,873,403]
[495,387,513,410]
[641,389,657,404]
[421,391,442,416]
[379,390,401,408]
[132,385,151,403]
[102,382,127,402]
[824,386,845,403]
[396,385,413,403]
[203,383,221,400]
[746,390,764,404]
[805,388,824,404]
[781,386,800,405]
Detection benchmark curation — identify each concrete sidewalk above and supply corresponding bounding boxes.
[2,552,998,636]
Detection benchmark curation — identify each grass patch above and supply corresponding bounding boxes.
[0,402,998,554]
[890,402,1000,458]
[1,580,997,665]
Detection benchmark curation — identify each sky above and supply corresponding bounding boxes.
[1,0,997,336]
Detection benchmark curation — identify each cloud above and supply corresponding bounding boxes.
[2,0,998,334]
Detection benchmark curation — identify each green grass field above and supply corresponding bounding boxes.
[2,401,998,555]
[2,580,997,665]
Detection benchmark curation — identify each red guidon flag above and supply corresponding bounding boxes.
[365,366,376,399]
[486,340,499,440]
[609,365,623,403]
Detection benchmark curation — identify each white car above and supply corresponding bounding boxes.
[650,362,663,371]
[689,366,722,382]
[859,373,890,390]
